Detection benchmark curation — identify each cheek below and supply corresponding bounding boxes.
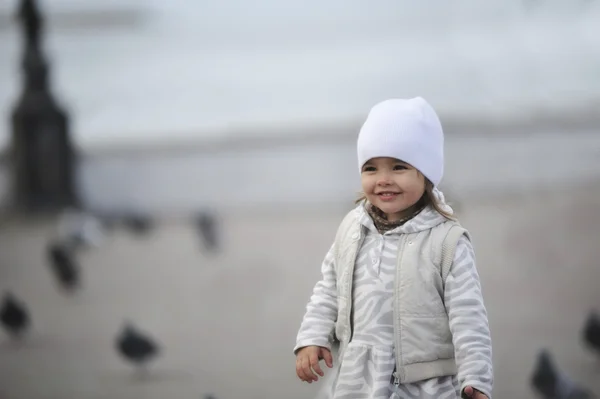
[361,176,375,193]
[400,176,425,199]
[407,188,425,203]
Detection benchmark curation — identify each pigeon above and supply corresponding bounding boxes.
[0,292,30,339]
[98,214,119,232]
[47,241,80,292]
[56,208,105,250]
[194,211,220,253]
[115,322,159,369]
[530,349,594,398]
[87,210,122,233]
[582,311,600,355]
[121,214,153,236]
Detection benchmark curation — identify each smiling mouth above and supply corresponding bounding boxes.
[377,192,400,200]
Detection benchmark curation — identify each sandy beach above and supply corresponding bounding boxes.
[0,180,600,399]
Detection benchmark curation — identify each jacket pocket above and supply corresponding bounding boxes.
[400,315,454,364]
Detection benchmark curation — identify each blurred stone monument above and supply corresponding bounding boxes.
[10,0,78,213]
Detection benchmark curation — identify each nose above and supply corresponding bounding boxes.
[376,170,393,186]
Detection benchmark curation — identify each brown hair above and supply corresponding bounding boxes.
[354,179,454,220]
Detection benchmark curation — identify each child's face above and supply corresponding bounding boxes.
[360,157,426,222]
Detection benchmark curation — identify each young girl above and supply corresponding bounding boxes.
[294,97,493,399]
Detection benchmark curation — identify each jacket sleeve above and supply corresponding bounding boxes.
[444,235,494,398]
[294,242,338,354]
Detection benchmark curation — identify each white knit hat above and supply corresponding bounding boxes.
[357,97,444,186]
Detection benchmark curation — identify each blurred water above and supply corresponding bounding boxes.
[1,0,600,150]
[69,130,600,212]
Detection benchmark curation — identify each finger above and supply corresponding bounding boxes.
[310,352,324,377]
[321,348,333,368]
[466,386,487,399]
[301,356,315,382]
[301,356,316,383]
[296,358,306,381]
[474,390,488,399]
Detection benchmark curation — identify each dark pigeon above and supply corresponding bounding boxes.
[583,311,600,355]
[121,214,153,236]
[0,292,30,339]
[115,322,159,368]
[99,214,120,232]
[530,349,594,398]
[195,211,220,253]
[56,208,105,250]
[47,241,80,292]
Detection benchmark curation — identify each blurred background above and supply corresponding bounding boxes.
[0,1,600,398]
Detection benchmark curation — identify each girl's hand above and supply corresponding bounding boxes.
[462,386,489,399]
[295,346,333,383]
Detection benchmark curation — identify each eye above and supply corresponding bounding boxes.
[393,164,407,171]
[362,166,376,172]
